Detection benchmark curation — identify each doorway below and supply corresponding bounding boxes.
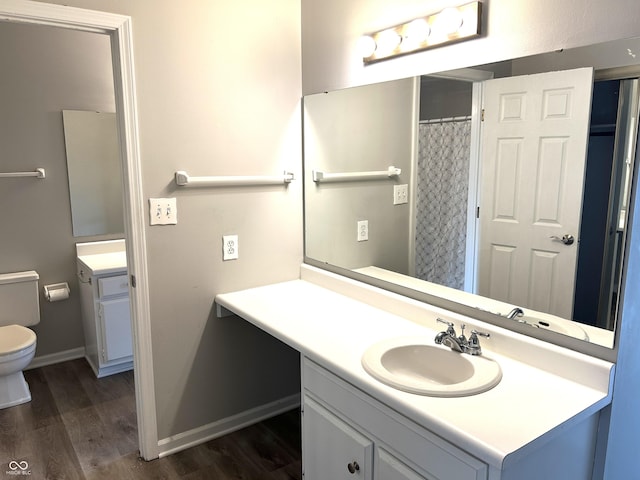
[0,2,156,460]
[574,77,640,329]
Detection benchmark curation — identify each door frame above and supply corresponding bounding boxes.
[466,81,483,293]
[413,70,489,292]
[0,0,158,460]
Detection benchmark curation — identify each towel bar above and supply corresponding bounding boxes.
[0,168,45,179]
[175,170,294,187]
[312,166,401,183]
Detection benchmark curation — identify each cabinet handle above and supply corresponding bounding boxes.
[347,461,360,474]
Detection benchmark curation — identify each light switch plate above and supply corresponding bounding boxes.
[393,184,408,205]
[149,198,177,225]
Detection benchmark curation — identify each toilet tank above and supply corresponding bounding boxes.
[0,271,40,327]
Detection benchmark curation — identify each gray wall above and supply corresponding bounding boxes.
[304,78,415,273]
[419,77,472,121]
[0,22,119,357]
[31,0,303,441]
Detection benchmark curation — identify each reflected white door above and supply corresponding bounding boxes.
[478,67,594,318]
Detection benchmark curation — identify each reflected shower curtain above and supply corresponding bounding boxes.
[415,119,471,289]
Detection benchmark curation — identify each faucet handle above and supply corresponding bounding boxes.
[467,330,490,355]
[470,330,490,338]
[436,318,456,335]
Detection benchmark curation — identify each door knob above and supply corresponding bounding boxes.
[550,234,574,245]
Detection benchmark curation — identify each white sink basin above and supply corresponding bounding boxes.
[361,337,502,397]
[522,316,589,341]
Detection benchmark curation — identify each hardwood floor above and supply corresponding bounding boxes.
[0,359,302,479]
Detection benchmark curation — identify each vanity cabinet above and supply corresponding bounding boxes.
[302,358,488,480]
[215,272,613,480]
[78,270,133,377]
[76,240,133,378]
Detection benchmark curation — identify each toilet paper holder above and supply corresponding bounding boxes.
[44,282,71,302]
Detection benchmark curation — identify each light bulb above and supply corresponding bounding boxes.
[434,7,463,36]
[357,35,377,58]
[376,28,402,54]
[404,18,430,47]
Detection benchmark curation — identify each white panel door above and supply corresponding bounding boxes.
[303,396,373,480]
[478,68,593,318]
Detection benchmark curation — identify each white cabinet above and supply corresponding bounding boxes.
[304,396,426,480]
[302,358,488,480]
[99,296,132,361]
[304,396,373,480]
[78,268,133,378]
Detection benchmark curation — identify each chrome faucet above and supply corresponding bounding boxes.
[434,318,490,356]
[434,319,465,352]
[506,307,524,320]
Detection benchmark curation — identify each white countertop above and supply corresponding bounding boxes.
[216,267,614,470]
[76,239,127,276]
[77,251,127,276]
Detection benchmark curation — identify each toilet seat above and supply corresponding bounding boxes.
[0,325,36,355]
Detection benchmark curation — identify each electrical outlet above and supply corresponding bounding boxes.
[393,184,409,205]
[357,220,368,242]
[222,235,239,261]
[149,198,178,225]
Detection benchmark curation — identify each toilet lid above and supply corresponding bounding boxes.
[0,325,36,353]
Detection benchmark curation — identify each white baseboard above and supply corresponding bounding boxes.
[157,393,301,458]
[26,347,86,370]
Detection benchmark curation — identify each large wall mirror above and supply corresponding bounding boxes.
[63,110,125,237]
[304,35,640,358]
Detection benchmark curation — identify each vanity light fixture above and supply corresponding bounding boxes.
[360,1,482,64]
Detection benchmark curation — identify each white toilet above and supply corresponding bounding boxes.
[0,271,39,409]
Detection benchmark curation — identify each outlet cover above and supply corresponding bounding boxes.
[223,235,239,261]
[357,220,368,242]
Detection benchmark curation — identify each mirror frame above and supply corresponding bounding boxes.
[303,50,640,363]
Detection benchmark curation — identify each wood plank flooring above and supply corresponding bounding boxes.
[0,359,302,479]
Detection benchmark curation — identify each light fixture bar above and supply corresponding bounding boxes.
[361,1,482,64]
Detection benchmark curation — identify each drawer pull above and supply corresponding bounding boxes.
[347,461,360,474]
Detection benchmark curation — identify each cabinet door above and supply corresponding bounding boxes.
[377,448,433,480]
[304,396,373,480]
[99,298,133,361]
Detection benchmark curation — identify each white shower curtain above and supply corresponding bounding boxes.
[415,119,471,289]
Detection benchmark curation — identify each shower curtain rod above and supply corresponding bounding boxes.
[420,115,472,124]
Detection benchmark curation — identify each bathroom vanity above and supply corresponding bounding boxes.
[216,265,614,480]
[76,239,133,378]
